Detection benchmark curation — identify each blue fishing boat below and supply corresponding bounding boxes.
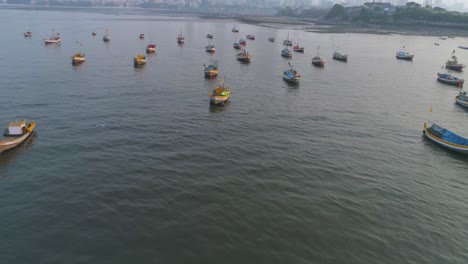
[455,90,468,108]
[281,48,292,58]
[424,123,468,154]
[283,63,300,84]
[396,51,414,61]
[437,73,464,87]
[332,51,348,62]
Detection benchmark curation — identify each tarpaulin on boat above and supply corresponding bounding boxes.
[284,71,294,78]
[398,52,408,56]
[428,124,468,146]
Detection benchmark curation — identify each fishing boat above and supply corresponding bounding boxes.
[233,42,241,49]
[439,37,446,40]
[396,51,414,61]
[437,73,464,87]
[103,34,110,42]
[446,55,465,71]
[239,39,246,45]
[448,35,455,39]
[283,63,300,84]
[177,31,185,44]
[204,60,218,77]
[455,90,468,108]
[458,46,468,50]
[332,51,348,62]
[312,56,325,67]
[24,31,32,37]
[209,79,230,105]
[92,32,97,36]
[133,54,146,66]
[205,44,216,53]
[232,26,239,33]
[268,37,275,42]
[71,52,85,64]
[206,34,213,39]
[423,123,468,154]
[236,49,252,62]
[281,48,292,58]
[139,33,145,39]
[293,44,304,53]
[283,32,293,46]
[246,35,255,40]
[0,120,35,154]
[146,44,156,53]
[44,33,61,44]
[434,43,440,46]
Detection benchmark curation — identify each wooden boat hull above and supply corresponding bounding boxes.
[312,61,325,67]
[24,32,32,37]
[0,133,32,154]
[455,96,468,108]
[396,55,414,61]
[237,57,251,62]
[134,60,146,65]
[205,70,218,77]
[293,49,304,53]
[44,39,60,44]
[437,77,463,86]
[209,95,229,105]
[146,48,156,53]
[206,49,215,53]
[423,124,468,154]
[458,46,468,50]
[72,57,85,63]
[333,56,348,62]
[281,53,292,58]
[268,38,275,42]
[446,65,464,72]
[283,77,300,84]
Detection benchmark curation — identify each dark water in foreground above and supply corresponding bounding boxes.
[0,8,468,264]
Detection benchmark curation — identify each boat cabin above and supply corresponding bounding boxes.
[4,120,28,136]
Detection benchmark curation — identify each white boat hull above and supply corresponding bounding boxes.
[0,133,31,154]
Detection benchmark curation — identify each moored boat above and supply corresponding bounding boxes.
[204,60,218,77]
[0,120,35,154]
[439,37,446,40]
[446,55,465,71]
[205,44,215,53]
[146,44,156,53]
[396,51,414,61]
[281,48,292,58]
[24,31,32,37]
[239,39,246,45]
[332,51,348,62]
[206,34,213,39]
[246,35,255,40]
[232,26,239,33]
[44,33,61,44]
[283,32,292,46]
[209,80,230,105]
[423,123,468,154]
[434,43,440,46]
[293,44,304,53]
[236,49,252,62]
[139,33,145,39]
[103,34,110,42]
[455,90,468,108]
[134,54,146,66]
[283,63,300,84]
[268,37,275,42]
[312,56,325,67]
[71,52,85,64]
[177,31,185,44]
[233,42,241,49]
[92,32,97,36]
[459,46,468,50]
[437,73,464,87]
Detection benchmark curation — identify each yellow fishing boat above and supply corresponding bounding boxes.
[134,54,146,66]
[209,79,230,105]
[71,52,85,63]
[0,120,35,154]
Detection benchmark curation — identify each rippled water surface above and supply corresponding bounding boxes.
[0,8,468,264]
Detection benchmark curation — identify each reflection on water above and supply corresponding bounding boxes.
[0,132,37,167]
[209,100,231,113]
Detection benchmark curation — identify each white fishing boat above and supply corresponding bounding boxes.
[44,33,61,44]
[0,120,35,154]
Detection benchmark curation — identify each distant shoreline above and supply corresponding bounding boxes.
[2,5,468,37]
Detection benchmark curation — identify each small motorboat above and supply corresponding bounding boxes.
[458,46,468,50]
[396,51,414,61]
[239,39,246,45]
[0,120,35,154]
[246,35,255,40]
[103,34,110,42]
[283,32,292,46]
[177,31,185,44]
[281,48,292,58]
[44,33,61,44]
[92,32,97,36]
[146,44,156,53]
[205,44,215,53]
[448,36,455,39]
[71,52,85,64]
[455,90,468,108]
[312,56,325,67]
[439,37,446,40]
[233,42,241,49]
[446,55,465,71]
[268,37,275,42]
[209,80,230,105]
[423,123,468,154]
[293,44,304,53]
[134,54,146,66]
[434,43,440,46]
[204,60,218,78]
[283,63,300,84]
[332,51,348,62]
[236,49,252,62]
[206,34,213,39]
[232,26,239,33]
[24,31,32,37]
[437,73,464,87]
[139,33,145,39]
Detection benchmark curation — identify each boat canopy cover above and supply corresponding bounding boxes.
[397,51,409,56]
[206,65,216,70]
[428,124,468,146]
[284,70,294,78]
[439,73,458,80]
